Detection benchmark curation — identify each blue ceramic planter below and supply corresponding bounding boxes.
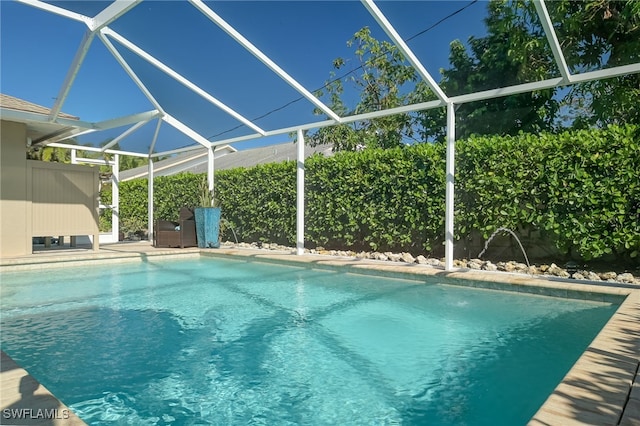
[194,207,221,248]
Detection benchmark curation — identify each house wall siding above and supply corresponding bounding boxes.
[0,120,28,256]
[27,161,99,238]
[0,119,100,257]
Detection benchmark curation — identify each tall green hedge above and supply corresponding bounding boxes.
[114,125,639,263]
[305,144,446,252]
[456,125,639,260]
[216,163,297,245]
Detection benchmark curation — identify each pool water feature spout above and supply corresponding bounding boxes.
[221,218,239,244]
[478,227,531,268]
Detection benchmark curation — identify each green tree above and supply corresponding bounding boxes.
[119,154,149,172]
[456,3,557,136]
[26,145,71,162]
[547,0,640,127]
[309,4,561,148]
[420,0,560,140]
[310,0,638,149]
[308,27,421,151]
[448,0,640,131]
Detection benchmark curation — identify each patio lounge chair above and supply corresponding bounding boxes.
[154,207,197,248]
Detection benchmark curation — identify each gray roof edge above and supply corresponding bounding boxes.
[0,93,79,120]
[120,141,333,181]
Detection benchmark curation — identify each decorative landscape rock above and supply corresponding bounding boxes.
[374,252,388,261]
[387,253,403,262]
[482,261,498,272]
[585,271,601,281]
[400,252,416,264]
[539,263,570,278]
[617,273,635,283]
[356,251,368,259]
[426,258,442,267]
[221,241,640,285]
[501,262,517,273]
[599,271,617,281]
[467,259,483,270]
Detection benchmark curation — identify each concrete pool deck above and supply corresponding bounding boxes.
[1,241,638,425]
[0,351,86,425]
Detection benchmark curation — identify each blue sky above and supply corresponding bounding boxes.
[1,1,489,152]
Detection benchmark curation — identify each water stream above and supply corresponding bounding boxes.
[478,227,531,268]
[221,218,239,244]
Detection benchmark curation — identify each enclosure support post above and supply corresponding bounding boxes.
[445,103,456,271]
[296,129,305,255]
[207,146,215,202]
[148,118,161,245]
[112,154,120,247]
[148,158,154,245]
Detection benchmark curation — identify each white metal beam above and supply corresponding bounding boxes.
[38,110,159,146]
[569,62,640,83]
[93,110,161,131]
[49,29,95,121]
[69,156,114,166]
[162,114,212,149]
[207,99,444,148]
[47,142,150,158]
[34,129,89,146]
[148,118,163,156]
[533,0,572,82]
[90,0,141,32]
[100,119,151,152]
[450,77,565,105]
[341,99,445,124]
[101,148,149,158]
[361,0,450,103]
[151,144,207,158]
[450,62,640,104]
[208,99,445,148]
[47,143,104,153]
[16,0,89,24]
[101,28,266,135]
[98,31,166,115]
[189,0,342,123]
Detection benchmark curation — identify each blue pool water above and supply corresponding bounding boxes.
[0,257,618,425]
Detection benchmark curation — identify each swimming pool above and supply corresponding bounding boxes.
[0,256,619,425]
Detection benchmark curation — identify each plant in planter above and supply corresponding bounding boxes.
[194,177,222,248]
[121,216,147,241]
